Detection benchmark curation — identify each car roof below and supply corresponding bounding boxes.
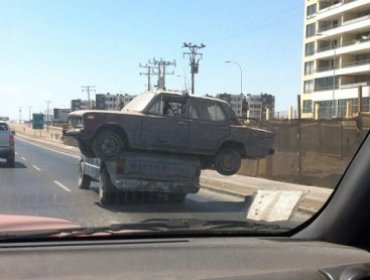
[145,89,230,105]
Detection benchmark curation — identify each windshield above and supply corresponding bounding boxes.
[122,92,155,112]
[1,0,370,239]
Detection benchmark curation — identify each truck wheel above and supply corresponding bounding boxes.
[93,130,124,161]
[77,160,91,189]
[214,148,241,176]
[78,141,95,158]
[168,193,187,203]
[6,156,15,168]
[99,168,117,205]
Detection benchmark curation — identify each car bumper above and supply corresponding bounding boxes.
[65,128,91,140]
[110,177,200,194]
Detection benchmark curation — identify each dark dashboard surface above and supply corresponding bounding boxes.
[1,237,370,279]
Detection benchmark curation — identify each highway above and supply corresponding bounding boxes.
[0,138,249,227]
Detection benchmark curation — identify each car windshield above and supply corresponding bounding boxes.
[1,0,370,239]
[122,92,155,112]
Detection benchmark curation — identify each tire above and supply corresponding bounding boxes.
[78,141,96,158]
[168,193,187,203]
[92,130,125,161]
[214,148,241,176]
[6,155,15,168]
[77,160,91,189]
[99,168,117,205]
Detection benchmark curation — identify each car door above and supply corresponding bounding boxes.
[187,99,230,154]
[141,94,188,151]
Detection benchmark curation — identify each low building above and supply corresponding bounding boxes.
[95,93,136,111]
[216,93,245,117]
[53,108,71,123]
[246,93,275,121]
[71,99,94,112]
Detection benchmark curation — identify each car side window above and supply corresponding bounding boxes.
[148,95,186,117]
[148,97,164,115]
[209,103,227,122]
[189,100,227,122]
[0,124,8,131]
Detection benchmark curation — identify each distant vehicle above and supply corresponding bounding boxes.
[0,122,15,167]
[78,152,201,205]
[67,90,275,176]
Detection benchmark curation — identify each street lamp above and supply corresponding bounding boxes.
[225,61,243,94]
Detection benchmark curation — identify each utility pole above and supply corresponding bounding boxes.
[18,107,22,124]
[139,63,153,91]
[183,42,206,94]
[81,86,96,109]
[46,100,51,132]
[28,106,32,128]
[150,58,176,90]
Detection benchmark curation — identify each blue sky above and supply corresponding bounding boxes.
[0,0,304,120]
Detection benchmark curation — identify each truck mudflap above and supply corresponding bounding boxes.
[104,152,201,194]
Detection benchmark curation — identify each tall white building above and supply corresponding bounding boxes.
[301,0,370,119]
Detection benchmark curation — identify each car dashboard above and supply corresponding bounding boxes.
[1,236,370,279]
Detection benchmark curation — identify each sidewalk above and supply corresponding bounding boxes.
[11,124,331,215]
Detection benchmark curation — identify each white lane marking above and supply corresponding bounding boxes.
[16,137,80,159]
[21,156,27,161]
[32,165,41,171]
[54,180,72,192]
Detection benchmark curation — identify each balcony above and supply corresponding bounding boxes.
[312,85,370,103]
[316,39,370,59]
[315,58,370,78]
[317,0,370,21]
[317,14,370,35]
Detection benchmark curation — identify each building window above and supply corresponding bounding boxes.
[306,23,316,38]
[304,61,314,75]
[303,100,312,113]
[306,4,316,17]
[305,42,315,56]
[304,80,314,93]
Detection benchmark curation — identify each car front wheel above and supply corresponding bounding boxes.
[214,148,241,176]
[93,130,125,161]
[99,168,118,205]
[78,141,96,158]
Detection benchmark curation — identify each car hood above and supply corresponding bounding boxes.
[0,215,80,231]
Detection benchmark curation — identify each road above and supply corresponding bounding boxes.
[0,138,249,227]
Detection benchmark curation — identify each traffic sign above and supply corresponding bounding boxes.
[32,113,44,129]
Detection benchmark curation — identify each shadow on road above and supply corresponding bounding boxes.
[0,161,27,169]
[93,191,251,214]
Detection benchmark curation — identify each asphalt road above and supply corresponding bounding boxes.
[0,138,249,227]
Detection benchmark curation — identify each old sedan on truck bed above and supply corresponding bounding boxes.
[67,90,274,175]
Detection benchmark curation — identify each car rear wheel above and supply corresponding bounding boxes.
[99,168,118,205]
[93,130,125,161]
[214,148,241,176]
[77,160,91,189]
